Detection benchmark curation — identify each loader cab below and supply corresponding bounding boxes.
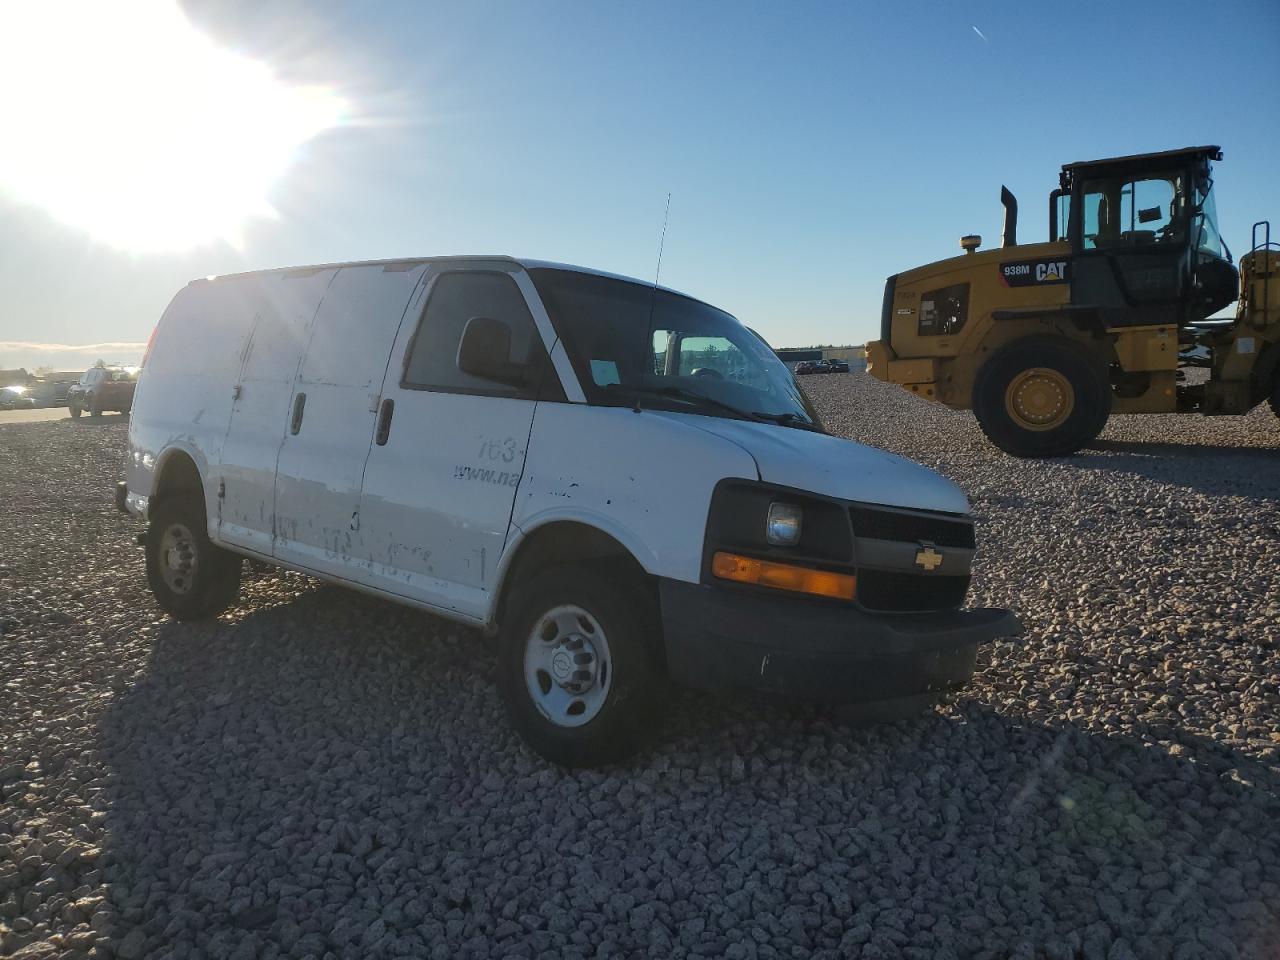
[1062,145,1237,327]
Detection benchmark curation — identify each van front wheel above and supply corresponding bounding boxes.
[973,337,1110,457]
[146,495,241,621]
[498,567,662,767]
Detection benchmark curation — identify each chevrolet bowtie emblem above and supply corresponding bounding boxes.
[914,544,943,572]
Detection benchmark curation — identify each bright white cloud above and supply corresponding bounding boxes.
[0,342,148,370]
[0,1,345,252]
[0,342,150,353]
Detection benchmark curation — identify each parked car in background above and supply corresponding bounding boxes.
[69,366,140,418]
[827,358,851,373]
[29,378,74,406]
[795,360,831,375]
[794,360,818,375]
[0,386,37,409]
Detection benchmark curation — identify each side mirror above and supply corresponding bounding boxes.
[457,316,528,388]
[1138,206,1162,224]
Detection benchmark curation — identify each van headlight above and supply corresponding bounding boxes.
[766,502,802,546]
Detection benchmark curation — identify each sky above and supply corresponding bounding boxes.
[1,0,1278,371]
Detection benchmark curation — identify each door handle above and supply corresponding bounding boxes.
[375,398,395,446]
[290,392,307,435]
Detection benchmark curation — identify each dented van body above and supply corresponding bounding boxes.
[122,256,1018,765]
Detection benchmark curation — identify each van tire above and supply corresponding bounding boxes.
[497,566,662,768]
[69,401,81,418]
[973,337,1110,458]
[146,495,241,621]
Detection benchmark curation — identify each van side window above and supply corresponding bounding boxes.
[402,271,556,398]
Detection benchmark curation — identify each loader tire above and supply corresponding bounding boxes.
[973,337,1110,458]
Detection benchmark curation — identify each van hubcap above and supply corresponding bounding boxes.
[1005,367,1074,431]
[524,604,612,728]
[159,523,198,594]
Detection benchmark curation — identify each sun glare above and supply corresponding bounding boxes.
[0,1,345,252]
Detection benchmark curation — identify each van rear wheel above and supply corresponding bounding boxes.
[497,566,662,767]
[146,494,241,621]
[973,337,1110,457]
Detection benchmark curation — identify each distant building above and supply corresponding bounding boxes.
[773,345,866,366]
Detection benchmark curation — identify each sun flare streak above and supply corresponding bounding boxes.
[0,1,345,252]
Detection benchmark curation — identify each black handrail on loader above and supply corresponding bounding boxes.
[1253,220,1275,331]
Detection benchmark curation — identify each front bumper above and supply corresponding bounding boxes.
[660,579,1020,704]
[115,481,148,520]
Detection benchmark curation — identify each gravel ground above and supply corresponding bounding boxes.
[1,378,1278,960]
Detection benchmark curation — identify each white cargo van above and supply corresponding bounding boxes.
[120,256,1018,766]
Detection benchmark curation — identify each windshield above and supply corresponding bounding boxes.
[529,268,820,429]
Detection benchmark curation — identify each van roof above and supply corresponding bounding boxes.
[192,256,691,296]
[193,255,703,305]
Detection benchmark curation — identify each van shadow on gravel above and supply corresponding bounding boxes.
[89,580,1280,958]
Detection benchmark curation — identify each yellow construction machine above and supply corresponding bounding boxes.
[866,146,1279,456]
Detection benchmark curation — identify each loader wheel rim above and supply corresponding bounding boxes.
[1004,367,1074,431]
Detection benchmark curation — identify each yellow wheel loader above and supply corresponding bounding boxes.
[866,146,1279,456]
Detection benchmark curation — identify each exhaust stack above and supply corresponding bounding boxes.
[1001,186,1018,248]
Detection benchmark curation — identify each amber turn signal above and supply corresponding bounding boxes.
[711,551,855,600]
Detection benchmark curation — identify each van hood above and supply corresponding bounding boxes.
[659,414,970,515]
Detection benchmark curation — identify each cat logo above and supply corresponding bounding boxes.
[999,257,1071,287]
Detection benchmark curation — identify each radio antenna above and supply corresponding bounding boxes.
[638,193,672,410]
[654,192,671,287]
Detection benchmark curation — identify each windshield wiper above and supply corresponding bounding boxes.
[616,384,758,420]
[616,385,821,432]
[748,411,824,433]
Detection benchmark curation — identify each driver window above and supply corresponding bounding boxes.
[402,271,549,396]
[650,331,744,379]
[682,336,741,378]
